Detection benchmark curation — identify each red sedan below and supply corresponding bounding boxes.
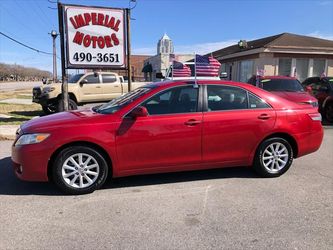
[12,80,323,194]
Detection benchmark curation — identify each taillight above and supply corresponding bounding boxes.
[308,113,322,121]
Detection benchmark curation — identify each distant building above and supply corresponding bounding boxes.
[112,55,150,81]
[210,33,333,82]
[157,33,174,54]
[142,33,194,81]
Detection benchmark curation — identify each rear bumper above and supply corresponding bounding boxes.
[295,123,323,158]
[11,142,52,182]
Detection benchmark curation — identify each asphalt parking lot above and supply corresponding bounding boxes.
[0,128,332,250]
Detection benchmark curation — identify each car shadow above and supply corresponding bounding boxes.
[0,157,62,196]
[9,110,44,117]
[0,156,258,196]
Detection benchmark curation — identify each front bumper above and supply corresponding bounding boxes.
[11,141,53,182]
[32,87,57,105]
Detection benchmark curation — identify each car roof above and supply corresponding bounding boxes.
[147,79,271,93]
[259,75,297,80]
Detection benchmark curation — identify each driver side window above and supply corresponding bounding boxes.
[141,86,198,115]
[83,74,100,84]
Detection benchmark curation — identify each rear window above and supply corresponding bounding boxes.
[261,79,304,92]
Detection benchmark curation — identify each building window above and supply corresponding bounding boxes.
[278,58,292,76]
[313,59,326,76]
[239,60,253,82]
[296,58,309,82]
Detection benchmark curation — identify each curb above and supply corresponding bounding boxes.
[0,125,19,140]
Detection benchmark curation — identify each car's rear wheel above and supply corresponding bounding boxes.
[52,146,108,195]
[253,137,293,177]
[324,102,333,123]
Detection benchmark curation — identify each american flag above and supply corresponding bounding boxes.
[172,61,191,77]
[195,55,221,77]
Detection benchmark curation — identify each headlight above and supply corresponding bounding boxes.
[43,87,55,93]
[15,133,50,146]
[311,101,318,108]
[16,127,22,135]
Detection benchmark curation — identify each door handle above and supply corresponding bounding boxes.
[258,114,271,120]
[114,85,119,88]
[184,119,201,126]
[96,86,101,88]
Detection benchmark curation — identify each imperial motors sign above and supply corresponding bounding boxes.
[65,5,126,68]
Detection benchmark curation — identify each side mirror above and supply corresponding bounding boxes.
[156,72,165,79]
[80,79,88,86]
[129,106,148,118]
[220,72,228,79]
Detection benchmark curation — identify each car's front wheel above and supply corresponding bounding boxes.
[52,146,109,195]
[42,104,57,114]
[324,102,333,123]
[57,98,78,112]
[253,137,293,177]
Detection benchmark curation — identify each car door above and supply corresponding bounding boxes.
[79,74,102,102]
[101,74,123,101]
[202,84,276,165]
[115,85,203,173]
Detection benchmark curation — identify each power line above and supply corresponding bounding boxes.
[0,31,53,56]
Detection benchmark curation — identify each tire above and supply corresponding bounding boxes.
[52,146,109,195]
[253,137,293,177]
[324,102,333,123]
[57,98,78,112]
[42,104,57,114]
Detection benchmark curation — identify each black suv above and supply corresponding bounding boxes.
[302,77,333,123]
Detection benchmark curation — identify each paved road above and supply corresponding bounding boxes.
[0,81,42,91]
[0,129,332,250]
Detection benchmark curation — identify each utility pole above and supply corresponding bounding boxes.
[58,2,69,111]
[50,30,58,83]
[126,8,132,92]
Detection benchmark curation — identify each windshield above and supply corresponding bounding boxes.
[94,87,152,114]
[68,74,84,83]
[261,79,305,92]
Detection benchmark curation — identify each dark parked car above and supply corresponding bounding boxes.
[302,77,333,123]
[247,76,318,108]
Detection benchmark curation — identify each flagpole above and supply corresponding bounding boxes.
[171,63,173,80]
[194,53,198,88]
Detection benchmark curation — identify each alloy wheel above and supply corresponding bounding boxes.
[262,142,289,173]
[61,153,100,188]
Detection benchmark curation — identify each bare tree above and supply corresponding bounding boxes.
[0,63,51,81]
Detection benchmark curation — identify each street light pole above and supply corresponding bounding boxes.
[50,30,58,83]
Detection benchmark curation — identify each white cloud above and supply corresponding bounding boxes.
[132,47,156,55]
[132,39,237,55]
[175,40,237,54]
[318,1,332,6]
[307,31,333,41]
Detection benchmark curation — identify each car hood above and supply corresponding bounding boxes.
[271,91,317,103]
[21,109,111,133]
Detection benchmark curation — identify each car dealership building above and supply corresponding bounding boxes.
[210,33,333,82]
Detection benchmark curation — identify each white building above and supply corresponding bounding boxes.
[142,34,194,81]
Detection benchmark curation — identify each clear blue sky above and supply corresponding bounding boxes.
[0,0,332,72]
